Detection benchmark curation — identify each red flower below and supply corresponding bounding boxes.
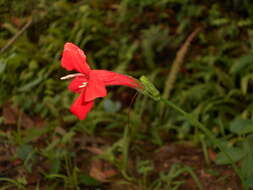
[61,42,140,120]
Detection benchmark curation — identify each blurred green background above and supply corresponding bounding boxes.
[1,0,253,189]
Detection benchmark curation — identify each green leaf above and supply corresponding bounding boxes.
[0,60,6,74]
[137,160,154,175]
[241,74,253,95]
[18,76,44,92]
[22,127,49,144]
[16,144,34,161]
[246,135,253,147]
[61,131,75,144]
[241,153,253,178]
[49,159,61,174]
[230,54,253,74]
[210,18,229,26]
[79,174,101,186]
[241,135,253,178]
[229,118,253,135]
[215,147,246,165]
[246,174,253,188]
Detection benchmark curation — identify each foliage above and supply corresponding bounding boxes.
[1,0,253,189]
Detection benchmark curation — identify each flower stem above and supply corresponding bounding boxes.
[160,98,248,190]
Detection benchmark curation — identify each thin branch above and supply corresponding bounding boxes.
[0,18,32,54]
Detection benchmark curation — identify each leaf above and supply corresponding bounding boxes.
[230,54,253,74]
[241,153,253,178]
[49,159,61,174]
[246,134,253,147]
[61,131,75,144]
[16,144,34,161]
[229,118,253,135]
[241,74,253,95]
[215,147,246,165]
[210,18,229,26]
[241,135,253,177]
[18,76,44,92]
[137,160,154,175]
[246,174,253,188]
[241,135,253,178]
[79,174,101,186]
[22,127,49,143]
[0,60,6,74]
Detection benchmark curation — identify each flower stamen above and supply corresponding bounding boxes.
[60,73,84,80]
[79,82,88,88]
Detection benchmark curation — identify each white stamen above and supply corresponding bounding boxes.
[60,73,84,80]
[79,82,87,88]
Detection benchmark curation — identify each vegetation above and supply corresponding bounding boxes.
[1,0,253,189]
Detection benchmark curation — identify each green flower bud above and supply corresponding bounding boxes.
[139,76,160,101]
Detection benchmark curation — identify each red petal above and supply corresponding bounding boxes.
[70,93,94,120]
[93,70,140,88]
[85,70,107,102]
[68,76,88,93]
[61,42,90,74]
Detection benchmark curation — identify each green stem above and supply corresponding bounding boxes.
[120,93,138,181]
[122,124,129,171]
[160,98,248,190]
[120,126,135,182]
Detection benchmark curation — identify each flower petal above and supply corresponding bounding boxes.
[93,70,140,89]
[61,42,90,74]
[68,76,88,93]
[70,93,94,120]
[85,70,107,102]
